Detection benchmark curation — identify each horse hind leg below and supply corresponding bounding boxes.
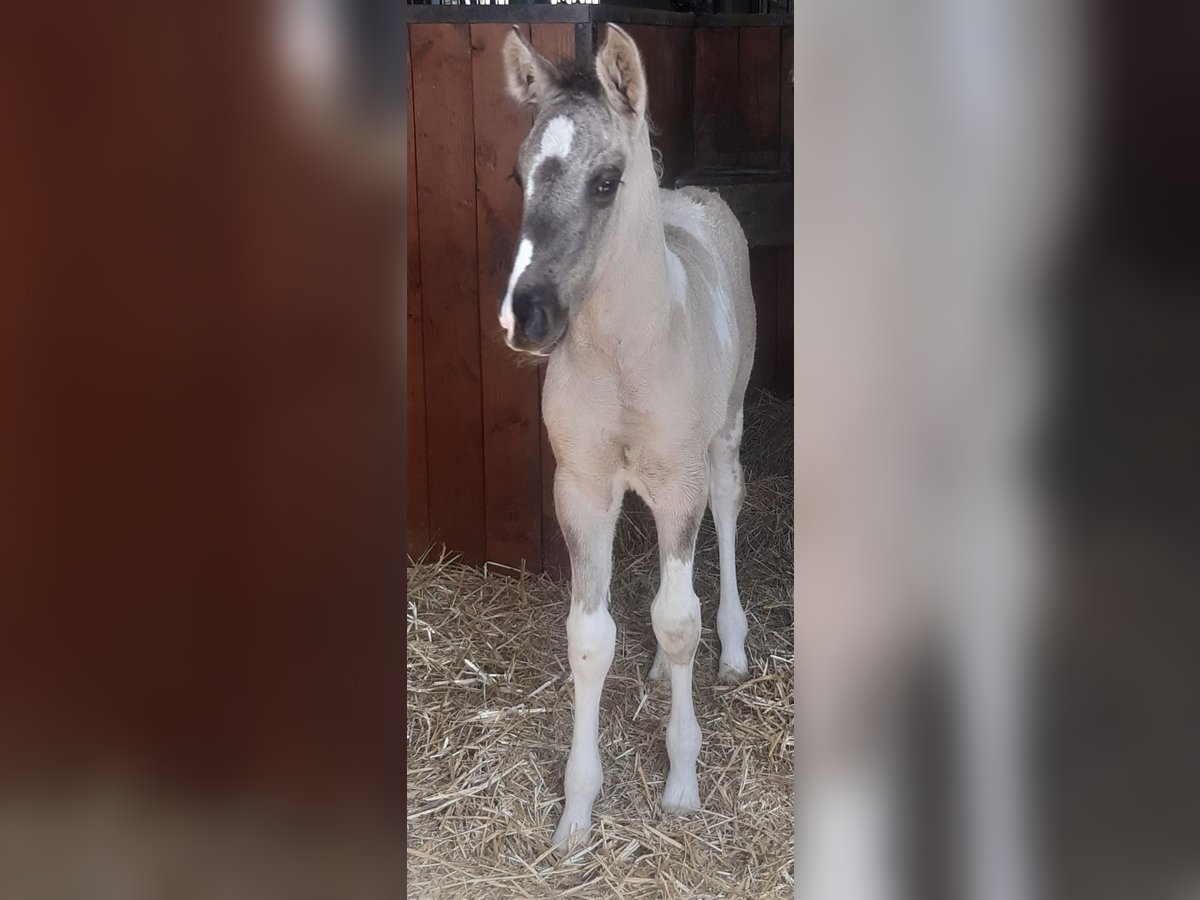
[650,482,708,813]
[710,407,750,683]
[647,406,748,685]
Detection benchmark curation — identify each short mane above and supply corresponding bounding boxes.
[553,63,603,98]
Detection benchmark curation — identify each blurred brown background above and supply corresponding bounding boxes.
[1037,3,1200,896]
[0,0,407,838]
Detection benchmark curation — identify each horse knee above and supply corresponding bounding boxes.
[651,559,701,665]
[709,449,744,514]
[710,460,745,512]
[567,605,615,680]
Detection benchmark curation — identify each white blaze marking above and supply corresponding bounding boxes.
[525,116,574,199]
[540,115,575,157]
[499,238,534,338]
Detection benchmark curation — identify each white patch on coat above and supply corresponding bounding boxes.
[665,248,687,307]
[712,284,733,351]
[659,190,709,245]
[660,189,733,350]
[499,238,534,337]
[526,116,575,200]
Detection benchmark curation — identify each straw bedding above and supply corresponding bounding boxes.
[408,391,794,899]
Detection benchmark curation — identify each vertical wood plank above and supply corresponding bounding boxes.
[776,245,794,397]
[531,22,579,578]
[472,23,542,572]
[780,25,794,174]
[693,28,740,169]
[530,22,576,69]
[406,46,431,559]
[738,27,782,169]
[670,28,697,179]
[748,247,778,394]
[625,25,694,185]
[412,23,486,564]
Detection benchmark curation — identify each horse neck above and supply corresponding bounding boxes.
[573,125,669,354]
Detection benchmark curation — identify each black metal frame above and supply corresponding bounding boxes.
[404,3,790,25]
[406,0,792,15]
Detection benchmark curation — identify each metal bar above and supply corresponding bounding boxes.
[405,3,791,26]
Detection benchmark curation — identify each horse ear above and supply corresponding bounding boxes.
[595,24,647,120]
[503,27,557,109]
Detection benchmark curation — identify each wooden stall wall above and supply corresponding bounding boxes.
[410,21,579,572]
[408,15,792,572]
[690,23,794,394]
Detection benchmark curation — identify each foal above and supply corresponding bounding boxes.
[500,25,756,849]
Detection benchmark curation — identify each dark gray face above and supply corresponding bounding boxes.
[500,89,630,355]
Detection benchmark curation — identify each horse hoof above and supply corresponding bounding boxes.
[551,819,590,855]
[662,777,701,813]
[718,661,750,684]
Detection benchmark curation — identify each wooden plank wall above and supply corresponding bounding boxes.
[690,24,793,393]
[409,20,792,571]
[409,22,577,571]
[474,23,544,574]
[530,25,580,578]
[692,26,783,170]
[411,24,486,564]
[623,25,695,185]
[407,69,430,554]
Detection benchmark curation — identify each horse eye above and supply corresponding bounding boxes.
[594,178,619,198]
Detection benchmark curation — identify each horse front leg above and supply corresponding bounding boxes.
[552,471,621,852]
[650,479,708,812]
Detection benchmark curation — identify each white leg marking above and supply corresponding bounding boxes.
[551,473,621,851]
[553,603,616,849]
[665,247,687,308]
[499,238,533,338]
[652,557,702,812]
[710,409,749,682]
